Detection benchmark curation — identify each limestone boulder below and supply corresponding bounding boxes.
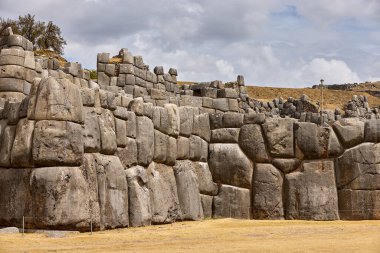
[338,190,380,220]
[272,158,300,174]
[262,119,294,158]
[147,163,181,224]
[294,123,343,159]
[82,107,100,153]
[177,136,190,160]
[209,144,253,189]
[193,162,218,196]
[30,167,92,230]
[117,138,138,169]
[0,125,16,167]
[126,166,151,227]
[11,118,34,167]
[93,154,129,229]
[285,160,339,220]
[332,118,365,148]
[364,120,380,143]
[200,194,213,219]
[253,164,284,219]
[30,77,83,123]
[211,128,240,143]
[165,104,180,137]
[213,185,251,219]
[98,109,117,155]
[33,120,83,166]
[178,106,194,137]
[238,124,270,162]
[173,161,204,221]
[136,116,154,166]
[335,143,380,190]
[0,168,32,227]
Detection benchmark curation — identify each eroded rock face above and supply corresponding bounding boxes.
[338,190,380,220]
[253,164,284,219]
[32,120,83,166]
[147,162,181,224]
[136,116,154,166]
[173,161,204,221]
[213,185,251,219]
[332,118,365,149]
[335,143,380,190]
[285,160,339,220]
[262,119,294,158]
[209,144,253,189]
[30,167,92,230]
[126,166,151,227]
[238,124,269,162]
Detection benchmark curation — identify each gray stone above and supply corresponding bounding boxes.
[126,166,151,227]
[222,112,244,128]
[147,163,182,224]
[332,118,365,148]
[200,195,213,219]
[338,190,380,220]
[116,138,138,169]
[167,136,177,166]
[193,113,210,141]
[92,154,129,229]
[97,53,109,63]
[29,167,92,230]
[253,164,284,219]
[244,112,265,124]
[272,158,301,174]
[213,98,229,112]
[193,162,218,195]
[174,161,204,221]
[154,130,168,163]
[125,111,137,138]
[213,185,251,219]
[285,160,339,220]
[165,104,180,137]
[335,143,380,190]
[364,120,380,143]
[83,107,101,153]
[11,118,34,167]
[211,128,240,143]
[136,116,154,166]
[115,118,127,148]
[263,119,294,158]
[0,78,31,94]
[209,111,224,130]
[177,136,190,160]
[0,125,15,167]
[33,120,83,166]
[98,110,117,155]
[179,106,194,137]
[30,77,83,123]
[209,144,253,189]
[239,124,270,163]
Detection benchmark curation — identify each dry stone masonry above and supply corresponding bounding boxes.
[0,28,380,231]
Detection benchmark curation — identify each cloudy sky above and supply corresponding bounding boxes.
[1,0,380,87]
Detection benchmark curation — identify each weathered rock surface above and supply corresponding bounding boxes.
[136,116,154,166]
[126,166,151,227]
[253,164,284,219]
[263,119,294,158]
[213,185,251,219]
[338,189,380,220]
[285,160,339,220]
[239,124,269,162]
[173,161,204,221]
[209,144,253,189]
[147,163,181,224]
[33,120,83,166]
[333,118,365,149]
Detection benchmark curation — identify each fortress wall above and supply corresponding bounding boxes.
[0,29,380,231]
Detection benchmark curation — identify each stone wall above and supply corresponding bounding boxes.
[0,28,380,231]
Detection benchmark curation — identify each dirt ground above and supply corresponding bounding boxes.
[1,219,380,253]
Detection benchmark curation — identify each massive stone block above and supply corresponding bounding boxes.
[253,164,284,219]
[147,163,181,224]
[193,162,218,196]
[33,120,83,166]
[294,123,343,159]
[338,190,380,220]
[335,143,380,190]
[213,185,251,219]
[178,106,194,136]
[209,144,253,189]
[364,120,380,143]
[93,154,129,229]
[262,119,294,158]
[98,109,117,155]
[173,161,204,221]
[0,168,32,227]
[11,118,34,167]
[165,104,180,137]
[29,167,92,230]
[136,116,154,166]
[238,124,269,162]
[211,128,240,143]
[285,160,339,220]
[29,77,83,123]
[332,118,365,149]
[82,107,101,153]
[0,125,16,167]
[117,137,138,169]
[126,166,151,227]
